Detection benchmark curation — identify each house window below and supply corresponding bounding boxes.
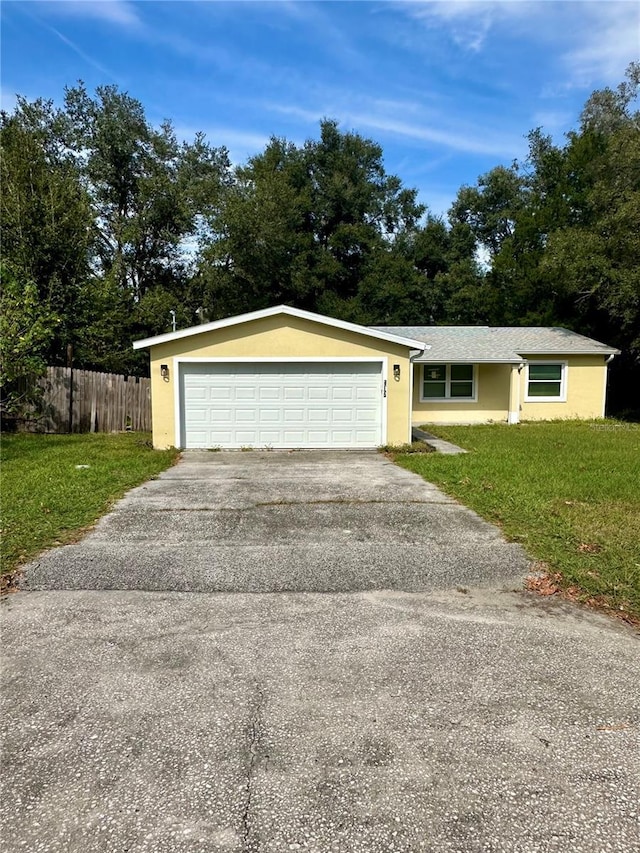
[526,362,566,401]
[422,364,475,401]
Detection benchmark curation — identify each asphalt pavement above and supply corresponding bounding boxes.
[1,451,638,852]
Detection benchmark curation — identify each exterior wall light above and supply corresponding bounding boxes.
[161,364,170,381]
[393,364,401,381]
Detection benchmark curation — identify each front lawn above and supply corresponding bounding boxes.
[1,433,178,582]
[394,421,640,621]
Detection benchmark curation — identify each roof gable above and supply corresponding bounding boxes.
[133,305,428,351]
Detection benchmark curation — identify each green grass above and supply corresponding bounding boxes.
[1,433,179,578]
[394,421,640,620]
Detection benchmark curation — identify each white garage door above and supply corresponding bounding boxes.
[180,362,384,449]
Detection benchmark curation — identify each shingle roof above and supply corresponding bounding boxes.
[369,326,620,362]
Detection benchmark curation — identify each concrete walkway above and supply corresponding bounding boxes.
[412,426,468,455]
[2,452,639,853]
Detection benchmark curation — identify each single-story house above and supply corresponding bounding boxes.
[133,305,620,450]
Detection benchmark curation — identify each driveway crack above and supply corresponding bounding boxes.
[241,683,266,852]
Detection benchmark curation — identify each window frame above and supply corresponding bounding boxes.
[420,363,478,403]
[524,360,567,402]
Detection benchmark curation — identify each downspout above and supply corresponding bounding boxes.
[602,353,616,417]
[409,348,426,442]
[507,362,523,425]
[408,360,414,444]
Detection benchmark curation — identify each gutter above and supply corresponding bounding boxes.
[411,357,525,364]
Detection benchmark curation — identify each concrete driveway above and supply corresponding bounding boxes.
[1,452,638,853]
[24,451,528,592]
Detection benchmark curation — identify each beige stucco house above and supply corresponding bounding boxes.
[133,305,620,450]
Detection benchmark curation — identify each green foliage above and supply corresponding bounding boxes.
[446,63,640,410]
[1,84,230,376]
[1,69,638,412]
[63,84,229,302]
[395,421,640,620]
[0,105,91,364]
[0,433,178,575]
[198,120,427,322]
[0,264,58,418]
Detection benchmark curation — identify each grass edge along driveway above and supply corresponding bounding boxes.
[393,421,640,623]
[1,432,179,584]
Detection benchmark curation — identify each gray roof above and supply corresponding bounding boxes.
[369,326,620,362]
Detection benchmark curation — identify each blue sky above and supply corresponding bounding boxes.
[2,1,638,217]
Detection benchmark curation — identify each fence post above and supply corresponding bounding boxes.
[66,344,74,433]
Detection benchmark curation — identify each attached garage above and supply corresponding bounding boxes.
[134,306,619,446]
[180,360,384,449]
[134,306,425,450]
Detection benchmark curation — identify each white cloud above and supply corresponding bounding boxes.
[562,3,640,87]
[401,1,639,86]
[39,0,141,28]
[48,25,121,81]
[269,101,524,158]
[346,112,520,157]
[398,0,521,52]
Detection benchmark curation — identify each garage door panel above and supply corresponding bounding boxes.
[259,387,281,402]
[209,388,232,401]
[185,385,207,398]
[356,387,378,401]
[330,430,357,443]
[235,387,257,401]
[308,430,331,444]
[332,409,354,422]
[234,430,258,444]
[181,362,383,449]
[308,387,329,401]
[308,409,330,423]
[356,430,379,443]
[284,408,306,422]
[258,430,281,444]
[259,409,281,423]
[284,387,305,401]
[362,409,382,420]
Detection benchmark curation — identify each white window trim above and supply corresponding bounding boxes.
[419,364,478,403]
[524,360,567,403]
[173,356,388,449]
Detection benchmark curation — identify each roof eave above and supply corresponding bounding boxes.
[413,356,525,364]
[516,348,621,356]
[133,305,427,351]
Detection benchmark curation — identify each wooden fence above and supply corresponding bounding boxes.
[27,367,151,434]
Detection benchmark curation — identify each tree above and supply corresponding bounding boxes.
[0,264,59,421]
[197,120,425,322]
[0,104,91,366]
[445,63,640,413]
[541,66,640,412]
[2,84,232,376]
[62,83,231,358]
[541,64,640,349]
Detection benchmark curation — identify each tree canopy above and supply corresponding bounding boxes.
[1,65,638,414]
